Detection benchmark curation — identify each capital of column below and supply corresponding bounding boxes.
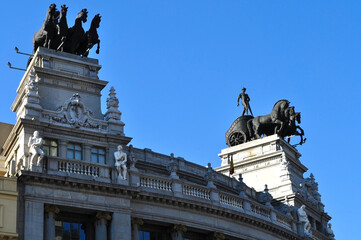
[213,232,225,240]
[96,211,112,221]
[45,204,60,214]
[171,224,187,233]
[131,217,144,226]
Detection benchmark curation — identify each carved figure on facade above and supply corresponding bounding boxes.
[114,145,127,180]
[33,4,101,57]
[326,223,335,240]
[237,87,253,116]
[167,153,179,179]
[128,145,137,170]
[205,163,216,187]
[4,159,15,177]
[297,173,322,207]
[28,131,45,167]
[52,93,99,129]
[297,205,312,237]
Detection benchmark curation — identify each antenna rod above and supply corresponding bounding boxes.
[14,46,32,56]
[8,62,26,71]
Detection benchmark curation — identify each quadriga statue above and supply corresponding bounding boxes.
[32,4,101,57]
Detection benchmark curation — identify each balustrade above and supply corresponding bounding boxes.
[140,176,172,191]
[58,160,100,177]
[182,184,210,200]
[220,194,243,209]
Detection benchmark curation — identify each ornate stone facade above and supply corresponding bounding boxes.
[0,47,334,240]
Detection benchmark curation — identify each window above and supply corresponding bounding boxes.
[91,147,106,164]
[43,139,58,157]
[67,143,82,160]
[55,221,86,240]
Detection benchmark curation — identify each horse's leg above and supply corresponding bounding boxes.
[96,40,100,54]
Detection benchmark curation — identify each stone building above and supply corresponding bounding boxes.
[0,46,335,240]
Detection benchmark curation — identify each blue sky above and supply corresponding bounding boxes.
[1,1,360,239]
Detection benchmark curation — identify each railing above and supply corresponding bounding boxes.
[58,161,99,177]
[311,229,328,240]
[250,203,271,218]
[140,176,172,191]
[183,184,210,200]
[276,213,292,229]
[220,194,243,209]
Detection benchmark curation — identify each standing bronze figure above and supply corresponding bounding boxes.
[237,88,253,116]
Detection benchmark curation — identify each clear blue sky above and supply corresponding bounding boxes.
[1,1,360,239]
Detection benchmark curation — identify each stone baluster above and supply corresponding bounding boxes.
[170,224,187,240]
[95,211,111,240]
[44,205,60,240]
[131,217,144,240]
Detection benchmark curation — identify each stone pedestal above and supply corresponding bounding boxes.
[216,135,308,202]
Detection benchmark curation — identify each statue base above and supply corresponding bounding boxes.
[216,134,307,202]
[116,175,128,185]
[30,165,43,173]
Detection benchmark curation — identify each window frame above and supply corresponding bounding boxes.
[43,138,58,157]
[91,146,106,164]
[67,143,82,160]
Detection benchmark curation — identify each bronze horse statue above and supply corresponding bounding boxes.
[284,109,306,145]
[32,3,57,53]
[63,8,88,54]
[77,14,101,56]
[247,99,290,139]
[51,4,69,51]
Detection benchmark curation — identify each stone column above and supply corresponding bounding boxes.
[131,217,144,240]
[170,224,187,240]
[44,205,60,240]
[110,212,131,240]
[95,211,111,240]
[24,200,44,240]
[58,140,67,158]
[84,144,92,162]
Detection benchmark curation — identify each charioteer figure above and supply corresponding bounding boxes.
[237,87,253,116]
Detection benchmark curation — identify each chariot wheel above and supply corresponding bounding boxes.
[228,131,247,146]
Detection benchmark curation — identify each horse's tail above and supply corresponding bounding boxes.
[247,118,254,141]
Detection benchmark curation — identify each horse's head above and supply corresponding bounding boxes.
[48,3,56,15]
[91,14,102,28]
[76,8,88,23]
[60,4,68,16]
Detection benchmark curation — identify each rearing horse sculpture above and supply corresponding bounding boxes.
[76,14,101,56]
[284,110,306,145]
[52,4,68,51]
[32,3,57,54]
[63,8,88,54]
[247,99,290,139]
